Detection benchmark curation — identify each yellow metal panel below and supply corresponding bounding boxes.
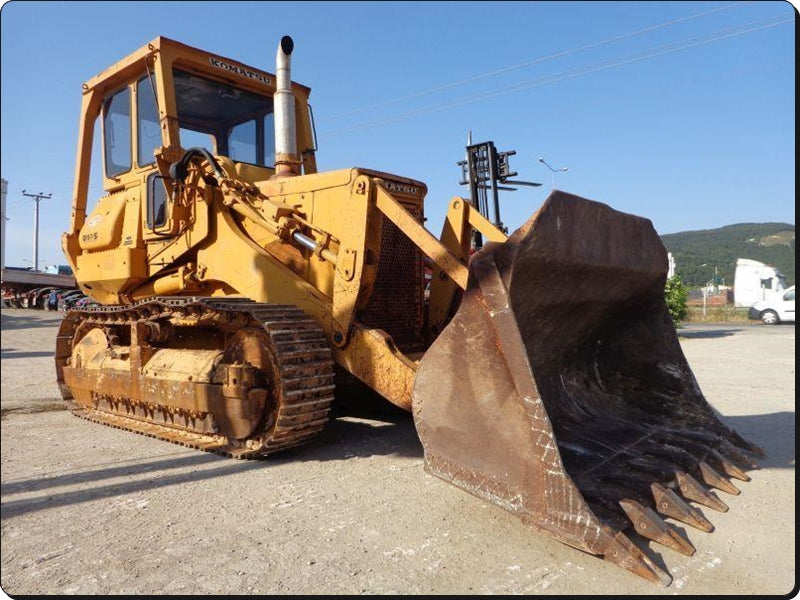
[304,191,335,298]
[328,174,372,344]
[332,325,418,411]
[122,193,144,249]
[467,205,508,243]
[195,207,331,324]
[235,162,275,182]
[144,181,211,273]
[75,247,148,292]
[257,167,358,196]
[69,89,104,235]
[428,197,470,333]
[143,348,220,383]
[79,194,128,251]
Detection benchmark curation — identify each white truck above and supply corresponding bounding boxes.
[733,258,789,308]
[748,285,795,324]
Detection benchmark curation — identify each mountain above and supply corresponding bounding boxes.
[660,223,795,288]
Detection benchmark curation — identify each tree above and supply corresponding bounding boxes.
[665,274,688,327]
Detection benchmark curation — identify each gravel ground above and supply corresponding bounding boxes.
[0,309,795,596]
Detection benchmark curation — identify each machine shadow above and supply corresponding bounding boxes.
[1,408,786,520]
[0,456,268,520]
[722,411,795,470]
[0,311,64,331]
[0,404,422,520]
[0,349,54,360]
[677,328,741,339]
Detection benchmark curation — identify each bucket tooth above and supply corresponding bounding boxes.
[655,430,754,483]
[672,427,761,470]
[719,439,760,470]
[579,491,632,530]
[675,471,729,512]
[727,430,765,457]
[603,529,674,586]
[710,449,751,482]
[699,461,740,495]
[678,435,752,483]
[689,422,762,458]
[619,499,696,557]
[651,482,713,532]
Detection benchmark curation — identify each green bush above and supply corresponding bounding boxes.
[665,275,689,326]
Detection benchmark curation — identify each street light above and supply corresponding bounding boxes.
[538,157,568,190]
[699,263,725,317]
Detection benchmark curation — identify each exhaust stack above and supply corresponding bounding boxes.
[274,35,300,177]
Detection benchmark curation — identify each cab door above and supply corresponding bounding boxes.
[778,287,795,322]
[136,72,177,242]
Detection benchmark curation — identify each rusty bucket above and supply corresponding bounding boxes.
[412,191,761,584]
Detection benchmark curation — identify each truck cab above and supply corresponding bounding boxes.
[733,257,788,308]
[748,285,795,324]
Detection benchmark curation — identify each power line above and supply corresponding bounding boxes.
[323,15,792,137]
[6,199,28,210]
[326,15,790,135]
[432,15,792,112]
[325,1,752,121]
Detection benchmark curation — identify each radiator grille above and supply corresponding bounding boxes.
[359,204,425,352]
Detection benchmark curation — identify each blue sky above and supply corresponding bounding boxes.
[0,0,795,270]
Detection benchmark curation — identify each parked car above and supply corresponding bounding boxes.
[72,296,98,310]
[748,285,795,325]
[22,288,42,307]
[57,290,85,310]
[27,287,58,309]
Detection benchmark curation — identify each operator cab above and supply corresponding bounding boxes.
[98,36,316,186]
[105,68,279,228]
[66,37,317,301]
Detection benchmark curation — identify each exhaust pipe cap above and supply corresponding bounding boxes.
[280,35,294,56]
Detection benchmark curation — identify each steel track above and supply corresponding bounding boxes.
[57,297,335,459]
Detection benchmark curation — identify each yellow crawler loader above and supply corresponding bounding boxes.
[56,35,761,585]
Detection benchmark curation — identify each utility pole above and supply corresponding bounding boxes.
[22,190,52,272]
[1,178,7,276]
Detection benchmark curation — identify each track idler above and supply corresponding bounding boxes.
[412,191,762,584]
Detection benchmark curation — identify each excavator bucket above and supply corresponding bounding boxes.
[412,191,762,585]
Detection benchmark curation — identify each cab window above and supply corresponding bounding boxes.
[172,68,274,167]
[103,87,132,177]
[146,172,168,229]
[263,113,275,166]
[179,127,216,153]
[229,119,256,163]
[137,74,161,166]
